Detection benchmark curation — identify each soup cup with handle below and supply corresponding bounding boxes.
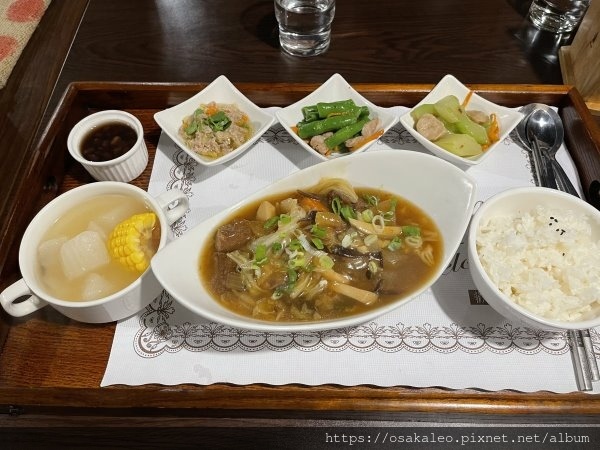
[0,182,189,323]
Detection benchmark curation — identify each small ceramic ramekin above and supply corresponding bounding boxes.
[67,110,148,182]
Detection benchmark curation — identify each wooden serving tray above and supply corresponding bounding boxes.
[1,82,600,423]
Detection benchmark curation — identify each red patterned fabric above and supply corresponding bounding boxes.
[0,0,50,88]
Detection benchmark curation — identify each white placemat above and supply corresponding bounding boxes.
[101,106,599,393]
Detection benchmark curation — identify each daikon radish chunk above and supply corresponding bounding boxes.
[60,230,110,280]
[87,220,107,240]
[38,237,67,270]
[95,204,135,231]
[81,272,115,301]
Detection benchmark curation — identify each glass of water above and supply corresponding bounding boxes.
[527,0,591,33]
[274,0,336,57]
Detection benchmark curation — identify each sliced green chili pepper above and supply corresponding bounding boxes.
[297,108,362,139]
[324,117,370,149]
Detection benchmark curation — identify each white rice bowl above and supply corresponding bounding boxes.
[468,187,600,330]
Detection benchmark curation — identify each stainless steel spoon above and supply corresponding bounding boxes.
[526,111,557,190]
[526,107,580,197]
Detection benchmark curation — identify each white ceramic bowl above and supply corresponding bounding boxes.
[67,110,149,182]
[154,75,275,166]
[275,73,398,161]
[0,183,189,323]
[399,74,524,168]
[468,187,600,331]
[151,150,478,332]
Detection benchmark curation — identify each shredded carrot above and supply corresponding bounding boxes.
[204,102,219,116]
[349,129,384,152]
[487,113,500,142]
[290,125,298,134]
[299,196,328,212]
[461,90,473,109]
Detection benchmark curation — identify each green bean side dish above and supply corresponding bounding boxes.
[295,99,382,156]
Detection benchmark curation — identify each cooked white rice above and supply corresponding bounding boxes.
[476,205,600,322]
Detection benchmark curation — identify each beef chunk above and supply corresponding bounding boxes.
[214,219,254,252]
[211,252,238,294]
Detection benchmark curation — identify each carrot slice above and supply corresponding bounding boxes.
[299,196,328,212]
[462,91,473,109]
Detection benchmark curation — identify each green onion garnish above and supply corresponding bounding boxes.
[311,237,324,250]
[387,236,402,251]
[365,194,379,206]
[264,216,279,230]
[331,197,342,215]
[402,225,421,236]
[254,244,268,265]
[311,225,327,239]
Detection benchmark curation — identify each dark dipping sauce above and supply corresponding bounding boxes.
[81,121,138,162]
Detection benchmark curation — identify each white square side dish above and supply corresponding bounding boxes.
[275,73,398,161]
[399,74,524,168]
[154,75,275,166]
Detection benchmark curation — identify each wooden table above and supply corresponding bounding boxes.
[1,0,600,443]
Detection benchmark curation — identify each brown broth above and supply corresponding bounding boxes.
[200,187,443,322]
[81,121,138,162]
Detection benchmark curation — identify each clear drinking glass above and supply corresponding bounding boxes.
[527,0,591,33]
[274,0,336,56]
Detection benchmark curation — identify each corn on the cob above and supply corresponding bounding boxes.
[108,212,158,272]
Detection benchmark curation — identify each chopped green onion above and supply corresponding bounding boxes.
[361,209,374,222]
[311,237,324,250]
[372,215,385,233]
[364,234,378,247]
[402,225,421,236]
[263,216,279,230]
[289,239,302,251]
[279,214,291,224]
[254,244,268,265]
[365,194,379,206]
[331,197,342,215]
[311,224,327,239]
[287,268,298,284]
[288,255,305,268]
[340,205,356,221]
[271,242,282,252]
[341,232,356,248]
[387,236,402,251]
[368,260,379,274]
[318,255,335,270]
[381,198,398,221]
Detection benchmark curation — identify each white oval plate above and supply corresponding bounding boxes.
[151,150,478,332]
